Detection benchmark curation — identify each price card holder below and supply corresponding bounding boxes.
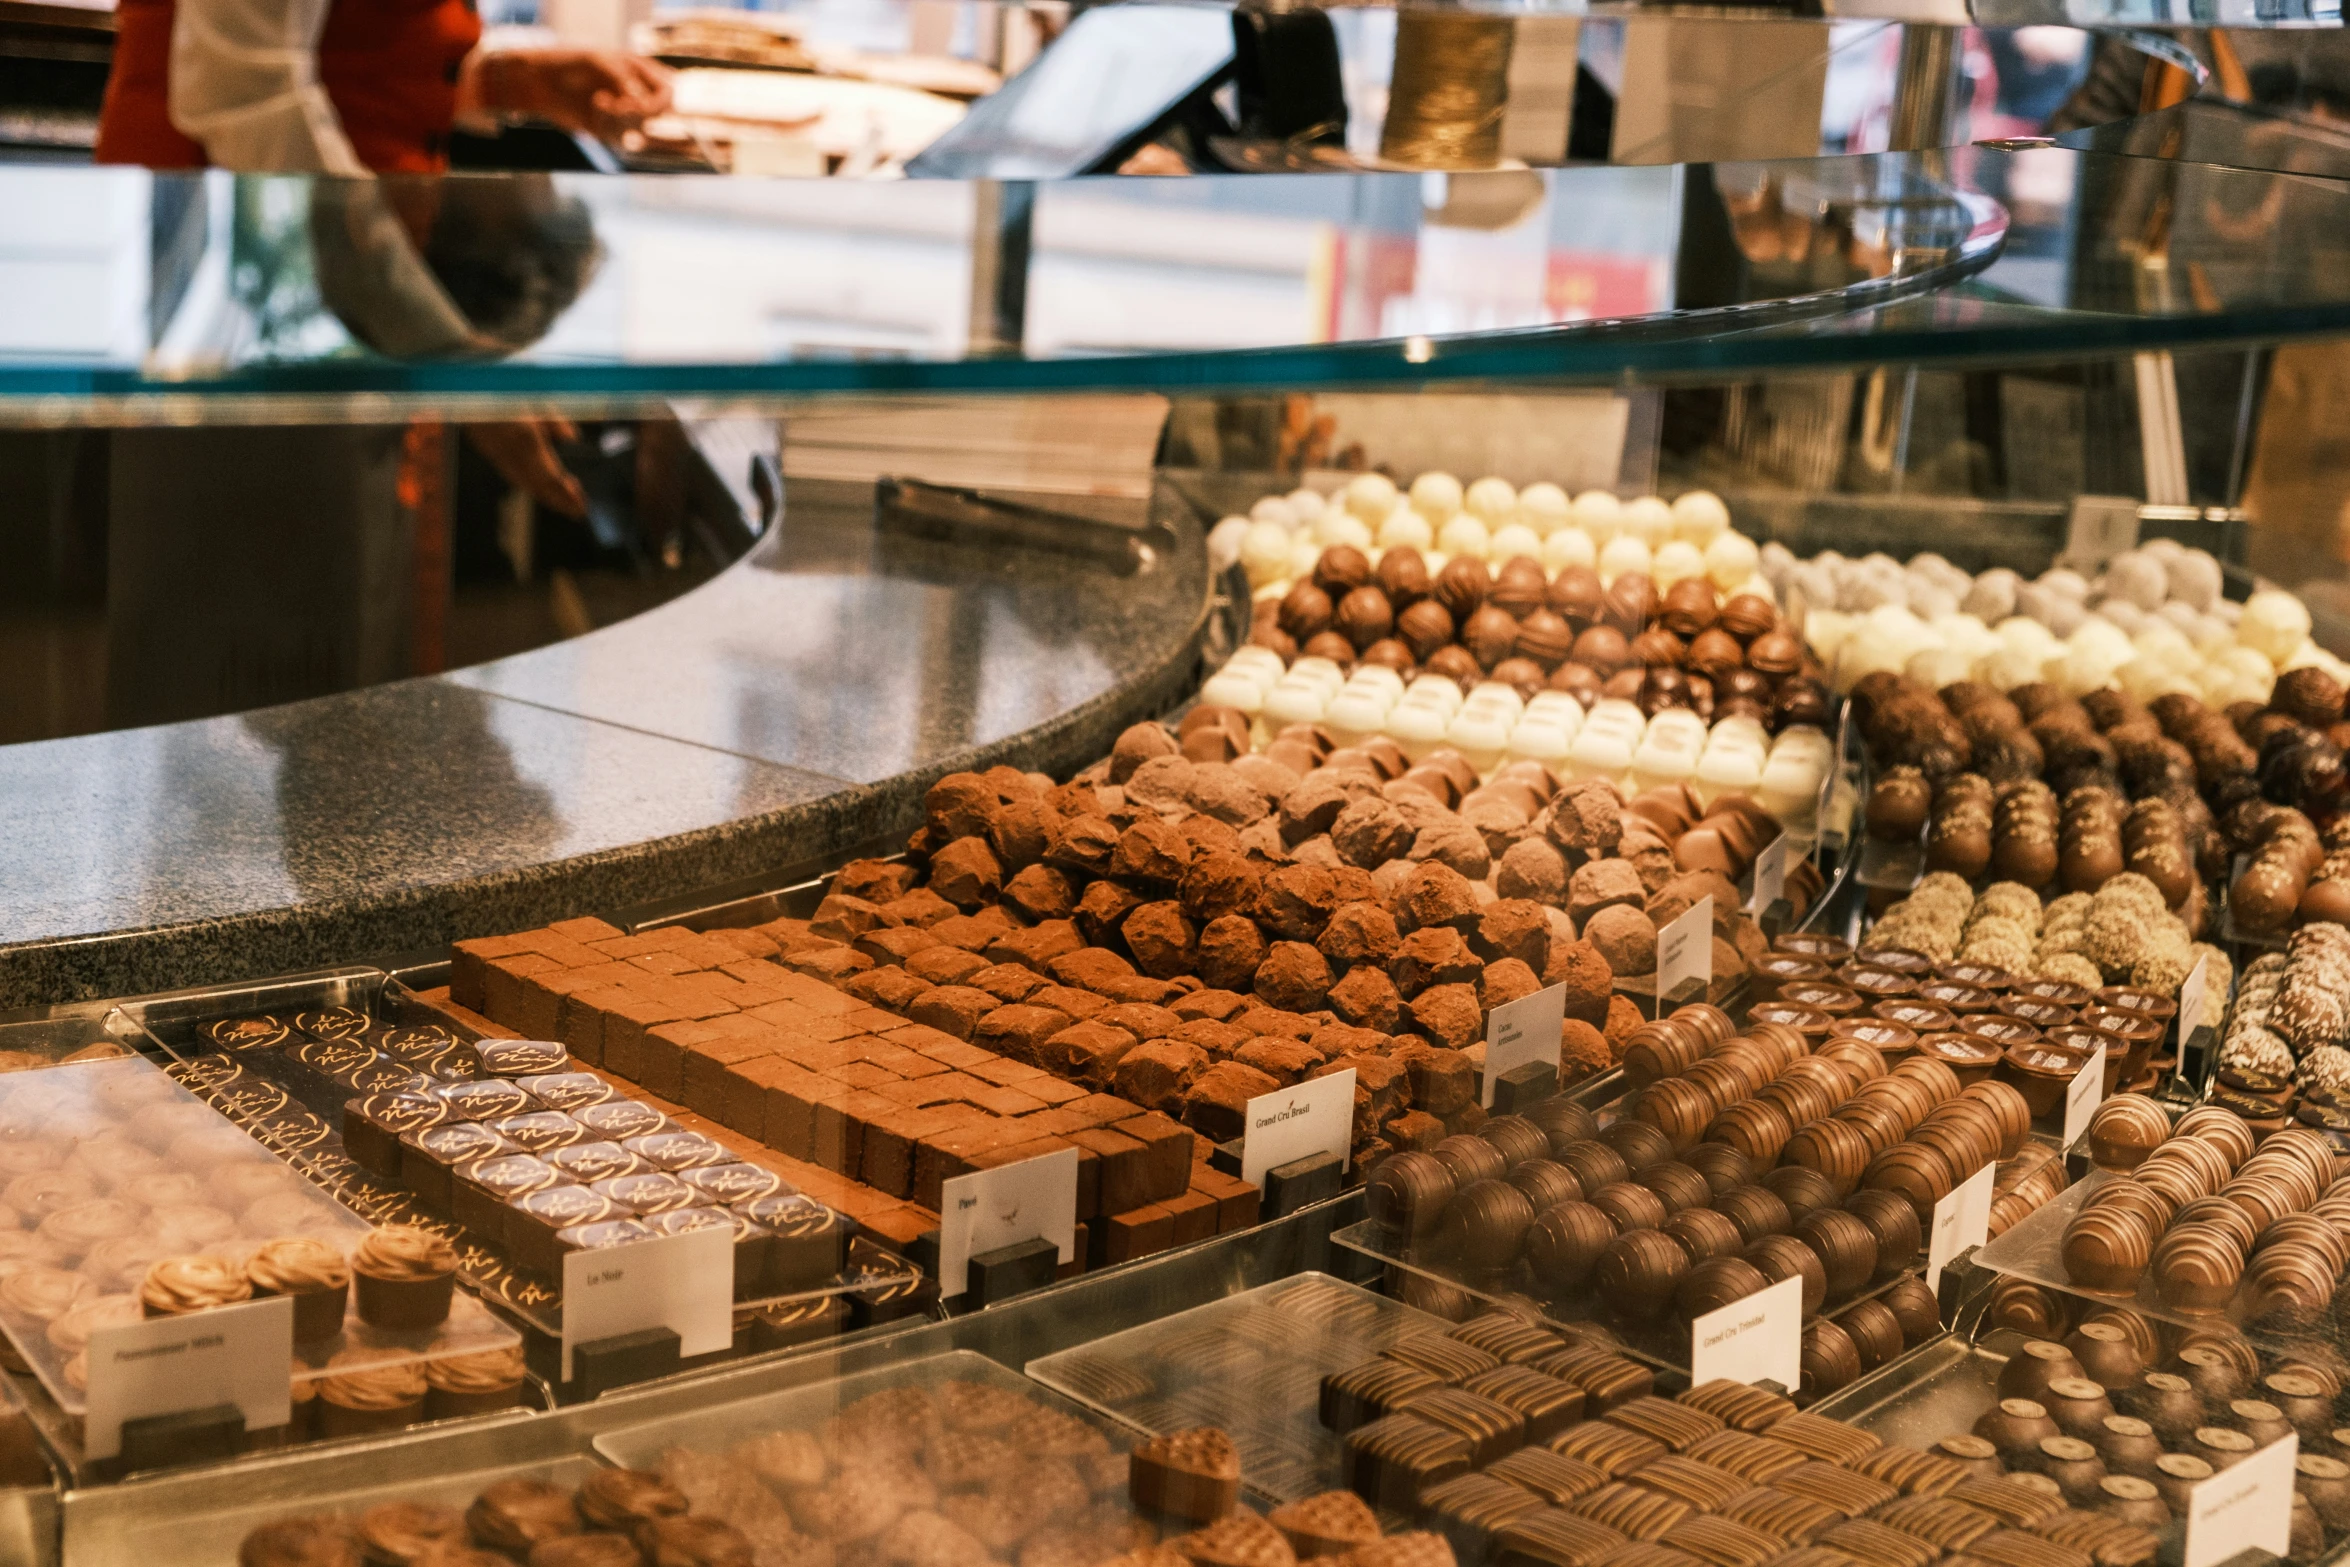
[1926,1161,1996,1296]
[2061,1043,2106,1149]
[1747,836,1792,936]
[2176,953,2215,1087]
[1689,1273,1801,1392]
[1656,897,1713,1009]
[1241,1068,1355,1189]
[2185,1432,2297,1567]
[562,1228,733,1383]
[85,1295,294,1462]
[2062,495,2142,573]
[939,1146,1078,1303]
[1483,983,1567,1109]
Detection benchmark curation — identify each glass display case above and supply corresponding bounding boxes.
[6,7,2350,1565]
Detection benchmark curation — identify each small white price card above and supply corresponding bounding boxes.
[938,1145,1079,1300]
[2062,1044,2107,1150]
[1242,1068,1356,1189]
[1926,1161,1996,1294]
[1749,836,1790,916]
[2178,952,2211,1047]
[86,1295,293,1460]
[2186,1432,2297,1567]
[1689,1272,1801,1393]
[1657,896,1713,1004]
[1483,983,1567,1108]
[562,1227,732,1380]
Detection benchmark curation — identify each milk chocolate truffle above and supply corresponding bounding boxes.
[1603,574,1658,638]
[1517,609,1576,670]
[1316,544,1374,596]
[1462,606,1522,670]
[1455,1180,1538,1271]
[1304,631,1359,666]
[1426,646,1484,688]
[1435,558,1491,621]
[1678,1256,1769,1320]
[1527,1202,1618,1292]
[1880,1276,1943,1346]
[1369,1153,1456,1235]
[1844,1189,1922,1280]
[1573,626,1632,676]
[1280,581,1334,641]
[1379,546,1433,607]
[1597,1230,1689,1318]
[1801,1318,1863,1400]
[1338,587,1396,651]
[1548,566,1604,629]
[1744,1234,1827,1317]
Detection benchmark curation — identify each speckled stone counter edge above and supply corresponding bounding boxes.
[0,623,1208,1011]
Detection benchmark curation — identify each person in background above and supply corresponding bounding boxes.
[95,0,673,175]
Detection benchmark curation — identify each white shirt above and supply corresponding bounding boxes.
[167,0,368,174]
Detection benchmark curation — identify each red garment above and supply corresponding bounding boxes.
[96,0,481,173]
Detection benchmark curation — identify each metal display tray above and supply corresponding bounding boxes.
[117,968,922,1344]
[1025,1271,1441,1506]
[591,1346,1131,1471]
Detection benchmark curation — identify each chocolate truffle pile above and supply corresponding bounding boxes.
[1319,1335,2153,1567]
[1235,549,1829,738]
[238,1463,763,1567]
[2221,930,2350,1090]
[2061,1113,2350,1324]
[1944,1306,2346,1555]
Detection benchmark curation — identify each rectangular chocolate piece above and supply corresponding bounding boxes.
[738,1193,849,1293]
[591,1171,701,1216]
[400,1122,516,1212]
[454,1153,561,1243]
[475,1039,571,1078]
[508,1184,620,1277]
[556,1216,656,1269]
[516,1072,616,1112]
[622,1131,734,1171]
[748,1294,849,1352]
[678,1162,792,1208]
[341,1091,446,1180]
[573,1100,671,1142]
[484,1110,590,1154]
[546,1140,648,1186]
[438,1079,537,1123]
[1343,1414,1474,1510]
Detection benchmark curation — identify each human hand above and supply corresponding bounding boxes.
[466,418,588,518]
[462,49,674,141]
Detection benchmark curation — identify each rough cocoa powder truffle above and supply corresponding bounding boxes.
[1195,915,1269,991]
[1584,905,1658,975]
[1111,722,1179,784]
[1497,838,1568,905]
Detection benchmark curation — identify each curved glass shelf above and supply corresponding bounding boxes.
[4,145,2350,419]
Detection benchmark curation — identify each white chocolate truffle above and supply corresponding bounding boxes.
[1445,711,1512,774]
[1542,528,1597,573]
[1996,614,2063,657]
[1566,728,1636,782]
[1465,476,1518,523]
[1906,646,1975,690]
[1288,658,1349,696]
[1385,703,1452,760]
[2240,589,2314,665]
[1404,675,1466,713]
[2166,549,2223,611]
[1346,664,1406,700]
[1694,748,1765,807]
[1705,532,1761,592]
[1437,513,1492,561]
[1263,681,1331,729]
[1409,471,1464,521]
[2038,567,2091,601]
[1759,540,1798,589]
[1288,537,1323,581]
[1906,580,1959,621]
[1325,690,1391,744]
[1962,569,2020,624]
[1198,670,1266,713]
[1241,521,1293,587]
[1344,471,1399,522]
[2042,595,2090,638]
[1572,490,1625,544]
[1670,490,1732,546]
[1207,516,1251,573]
[2103,551,2168,612]
[1976,645,2050,693]
[1285,487,1326,522]
[1598,535,1653,584]
[1249,495,1299,530]
[1652,540,1707,589]
[1489,524,1544,564]
[2094,600,2147,635]
[1622,495,1674,548]
[1803,609,1858,670]
[1505,720,1573,766]
[1377,509,1436,552]
[1314,505,1373,548]
[1225,645,1288,681]
[1518,482,1571,537]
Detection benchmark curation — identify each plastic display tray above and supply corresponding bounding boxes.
[0,1056,516,1416]
[1026,1272,1443,1505]
[591,1347,1130,1472]
[88,1453,603,1566]
[121,972,922,1342]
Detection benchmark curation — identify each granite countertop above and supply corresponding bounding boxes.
[0,478,1216,1010]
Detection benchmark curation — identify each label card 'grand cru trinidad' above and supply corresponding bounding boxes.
[1241,1068,1355,1189]
[1689,1272,1801,1392]
[86,1295,294,1459]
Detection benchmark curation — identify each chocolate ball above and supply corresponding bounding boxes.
[1435,558,1491,622]
[1249,624,1297,660]
[1463,606,1522,670]
[1453,1178,1537,1271]
[1777,680,1834,730]
[1630,628,1686,669]
[1603,574,1659,637]
[1432,1134,1508,1189]
[1279,581,1333,641]
[1687,628,1747,683]
[1314,545,1372,596]
[1881,1276,1942,1345]
[1573,626,1632,676]
[1368,1151,1456,1234]
[1491,557,1549,619]
[1336,586,1396,651]
[1377,546,1432,607]
[1550,662,1604,705]
[1426,646,1483,689]
[1526,1201,1616,1291]
[1362,639,1417,675]
[1516,608,1575,670]
[1509,1160,1582,1214]
[1678,1256,1769,1320]
[1302,631,1357,666]
[1746,1233,1828,1317]
[1802,1318,1864,1400]
[2274,666,2346,728]
[1490,658,1546,701]
[1529,567,1594,631]
[1719,594,1778,641]
[1748,629,1805,678]
[1597,1229,1689,1318]
[1660,578,1720,638]
[1398,600,1456,661]
[1662,1208,1746,1266]
[1641,668,1692,717]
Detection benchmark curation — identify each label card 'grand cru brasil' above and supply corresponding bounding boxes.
[1242,1069,1355,1189]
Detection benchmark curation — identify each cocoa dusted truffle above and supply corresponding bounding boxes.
[1338,587,1396,651]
